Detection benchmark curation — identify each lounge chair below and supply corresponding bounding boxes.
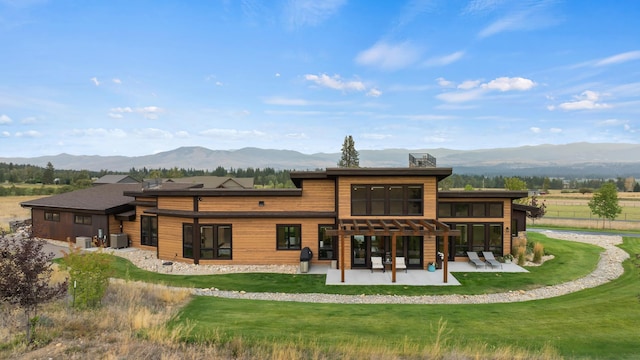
[396,257,407,272]
[371,256,384,272]
[466,251,485,269]
[482,251,503,269]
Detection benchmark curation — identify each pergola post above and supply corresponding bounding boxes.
[340,233,345,283]
[443,229,449,283]
[391,233,397,283]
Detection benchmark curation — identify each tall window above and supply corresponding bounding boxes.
[318,225,336,260]
[141,216,158,246]
[183,224,232,260]
[351,184,423,216]
[277,224,301,250]
[447,223,503,256]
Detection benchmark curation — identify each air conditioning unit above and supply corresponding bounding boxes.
[110,233,128,249]
[76,236,92,249]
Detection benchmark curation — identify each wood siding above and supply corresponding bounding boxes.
[30,208,110,243]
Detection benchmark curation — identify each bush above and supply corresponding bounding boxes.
[533,242,545,263]
[61,246,113,309]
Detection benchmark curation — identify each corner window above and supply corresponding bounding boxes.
[141,216,158,246]
[44,211,60,222]
[74,214,92,225]
[277,224,301,250]
[183,224,232,260]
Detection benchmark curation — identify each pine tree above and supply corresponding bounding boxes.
[338,135,359,168]
[42,162,55,184]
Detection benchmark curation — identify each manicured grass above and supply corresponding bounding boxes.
[172,237,640,359]
[104,232,601,296]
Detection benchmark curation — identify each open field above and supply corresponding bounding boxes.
[0,196,41,231]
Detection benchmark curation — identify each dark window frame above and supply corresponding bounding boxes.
[44,211,60,222]
[438,202,503,218]
[351,184,423,216]
[318,224,337,260]
[277,224,302,250]
[446,222,503,256]
[182,223,233,260]
[140,215,158,247]
[74,214,92,225]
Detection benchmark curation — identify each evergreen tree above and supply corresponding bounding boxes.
[42,162,55,184]
[338,135,359,168]
[588,182,622,229]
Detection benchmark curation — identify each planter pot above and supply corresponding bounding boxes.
[427,264,436,272]
[504,259,512,264]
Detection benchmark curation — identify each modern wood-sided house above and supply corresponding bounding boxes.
[118,166,528,276]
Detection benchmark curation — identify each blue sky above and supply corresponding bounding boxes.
[1,0,639,157]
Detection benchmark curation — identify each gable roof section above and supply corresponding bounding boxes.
[20,183,141,213]
[158,176,254,189]
[94,175,139,184]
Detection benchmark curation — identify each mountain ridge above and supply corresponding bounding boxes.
[2,143,639,177]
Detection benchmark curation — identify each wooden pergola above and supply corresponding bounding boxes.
[325,219,460,283]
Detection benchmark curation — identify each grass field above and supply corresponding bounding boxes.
[0,195,40,231]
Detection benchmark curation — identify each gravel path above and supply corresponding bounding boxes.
[44,230,629,304]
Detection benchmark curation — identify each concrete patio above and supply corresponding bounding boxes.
[303,261,528,286]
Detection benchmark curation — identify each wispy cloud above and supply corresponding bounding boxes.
[423,51,465,67]
[355,41,422,70]
[70,128,127,137]
[284,0,346,28]
[476,1,560,38]
[108,106,164,119]
[15,130,42,138]
[199,128,267,139]
[304,73,366,92]
[481,77,536,91]
[90,77,100,86]
[548,90,611,111]
[366,88,382,97]
[595,50,640,66]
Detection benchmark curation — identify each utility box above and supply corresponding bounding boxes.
[75,236,92,249]
[110,233,128,249]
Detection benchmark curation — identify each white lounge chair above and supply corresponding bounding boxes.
[396,257,407,272]
[482,251,503,269]
[467,251,485,269]
[371,256,384,272]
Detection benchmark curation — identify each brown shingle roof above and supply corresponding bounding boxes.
[20,183,141,213]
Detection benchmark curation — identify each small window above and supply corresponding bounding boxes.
[489,203,503,217]
[472,203,486,217]
[74,214,92,225]
[44,211,60,222]
[438,203,451,217]
[454,204,469,217]
[277,225,301,250]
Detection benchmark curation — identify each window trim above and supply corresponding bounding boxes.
[44,211,60,222]
[74,214,92,225]
[140,215,158,247]
[438,202,503,218]
[351,184,423,216]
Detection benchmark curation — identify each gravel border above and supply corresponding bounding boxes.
[40,230,629,304]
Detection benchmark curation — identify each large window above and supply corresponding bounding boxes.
[447,222,503,256]
[44,211,60,222]
[74,214,92,225]
[140,216,158,246]
[277,224,301,250]
[183,224,232,260]
[318,225,336,260]
[438,202,503,218]
[351,184,423,216]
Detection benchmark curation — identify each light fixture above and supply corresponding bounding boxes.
[258,201,265,207]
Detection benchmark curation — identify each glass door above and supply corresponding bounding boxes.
[352,235,367,268]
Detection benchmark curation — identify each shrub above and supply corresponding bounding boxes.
[517,251,526,266]
[60,246,113,309]
[533,242,545,264]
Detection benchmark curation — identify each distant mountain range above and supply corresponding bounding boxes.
[2,142,640,178]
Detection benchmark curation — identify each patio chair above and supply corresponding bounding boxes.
[371,256,384,273]
[396,257,407,272]
[482,251,503,269]
[466,251,485,269]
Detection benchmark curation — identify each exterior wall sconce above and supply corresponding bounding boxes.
[258,201,265,207]
[505,226,510,234]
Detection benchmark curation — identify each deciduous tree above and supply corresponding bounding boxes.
[588,182,622,228]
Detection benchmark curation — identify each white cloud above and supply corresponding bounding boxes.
[70,128,127,138]
[366,88,382,97]
[481,77,536,91]
[476,1,560,38]
[0,114,12,124]
[108,113,123,119]
[436,88,485,103]
[15,130,42,138]
[109,106,163,119]
[20,116,36,124]
[595,50,640,66]
[458,80,481,90]
[1,131,10,137]
[135,128,173,139]
[112,78,122,84]
[275,73,281,77]
[423,51,465,67]
[436,77,454,87]
[304,73,366,92]
[90,77,100,86]
[110,107,133,113]
[553,90,611,111]
[199,128,267,139]
[355,41,421,70]
[530,127,541,133]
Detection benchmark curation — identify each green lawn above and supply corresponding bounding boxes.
[107,232,600,296]
[171,236,640,359]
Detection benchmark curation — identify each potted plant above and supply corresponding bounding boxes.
[427,262,436,272]
[502,254,514,264]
